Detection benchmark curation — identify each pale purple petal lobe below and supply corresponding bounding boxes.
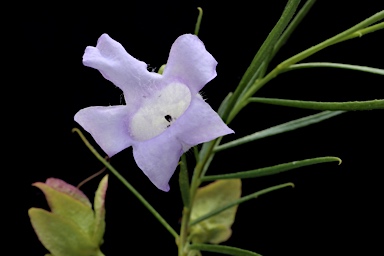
[162,34,217,95]
[132,135,183,192]
[74,106,133,157]
[173,97,234,146]
[83,34,162,105]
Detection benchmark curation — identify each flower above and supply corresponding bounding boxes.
[75,33,233,191]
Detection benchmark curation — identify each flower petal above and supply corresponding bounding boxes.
[132,134,183,191]
[173,96,234,146]
[83,34,162,106]
[163,34,217,95]
[74,105,133,157]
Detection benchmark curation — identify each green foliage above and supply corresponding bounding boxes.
[215,111,343,152]
[29,208,101,256]
[179,154,191,208]
[249,98,384,111]
[189,179,241,244]
[190,244,262,256]
[68,3,384,256]
[190,183,294,226]
[29,176,108,256]
[202,157,341,181]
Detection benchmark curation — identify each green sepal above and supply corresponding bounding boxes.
[158,64,166,74]
[92,175,108,245]
[189,179,241,244]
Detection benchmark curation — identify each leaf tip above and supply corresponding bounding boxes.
[72,127,80,133]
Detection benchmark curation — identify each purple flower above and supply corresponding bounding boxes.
[75,34,233,191]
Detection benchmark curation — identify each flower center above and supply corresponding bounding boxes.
[130,82,192,141]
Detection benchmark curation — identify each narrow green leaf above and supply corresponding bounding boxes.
[201,157,341,181]
[218,92,233,118]
[179,154,190,208]
[238,63,266,102]
[190,183,293,226]
[198,137,221,173]
[279,11,384,68]
[189,244,262,256]
[194,7,203,36]
[272,0,317,57]
[226,13,384,123]
[200,137,223,177]
[193,146,200,162]
[200,150,216,177]
[215,111,343,152]
[259,0,317,79]
[198,140,214,162]
[249,97,384,111]
[223,0,301,122]
[286,62,384,75]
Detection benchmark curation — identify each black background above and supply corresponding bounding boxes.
[20,1,383,255]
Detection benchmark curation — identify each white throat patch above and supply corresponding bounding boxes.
[130,82,191,141]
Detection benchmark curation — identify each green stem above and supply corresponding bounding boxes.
[179,8,384,256]
[72,128,179,240]
[190,139,217,199]
[178,138,218,255]
[222,0,301,122]
[278,15,384,68]
[335,21,384,43]
[227,12,384,123]
[178,207,190,256]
